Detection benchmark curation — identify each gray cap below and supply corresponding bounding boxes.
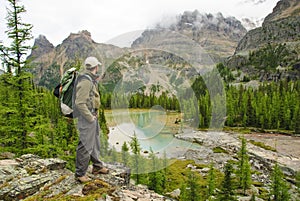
[84,56,101,69]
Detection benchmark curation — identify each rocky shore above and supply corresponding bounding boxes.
[175,130,300,199]
[175,131,300,176]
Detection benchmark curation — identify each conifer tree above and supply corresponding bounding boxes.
[99,107,109,157]
[218,162,237,201]
[250,194,256,201]
[238,136,252,195]
[130,132,142,184]
[0,0,35,151]
[207,163,216,199]
[270,163,290,201]
[1,0,33,74]
[161,150,168,189]
[294,106,300,134]
[148,148,164,194]
[110,146,118,163]
[180,171,201,201]
[296,171,300,195]
[121,141,129,166]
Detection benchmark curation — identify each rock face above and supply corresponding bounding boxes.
[0,154,170,201]
[235,16,300,53]
[29,35,54,58]
[263,0,300,24]
[28,30,127,89]
[133,10,247,61]
[235,0,300,54]
[225,0,300,81]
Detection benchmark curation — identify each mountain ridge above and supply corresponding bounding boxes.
[28,11,247,89]
[28,0,300,89]
[133,11,247,61]
[225,0,300,81]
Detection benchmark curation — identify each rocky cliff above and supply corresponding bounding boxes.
[28,30,127,89]
[235,0,300,54]
[133,10,247,62]
[263,0,300,24]
[226,0,300,81]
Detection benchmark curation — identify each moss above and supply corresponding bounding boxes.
[252,181,264,187]
[24,179,117,201]
[249,140,276,152]
[25,167,36,175]
[165,160,196,192]
[213,146,229,154]
[82,179,116,196]
[23,190,51,201]
[43,175,67,191]
[0,181,10,188]
[257,187,270,200]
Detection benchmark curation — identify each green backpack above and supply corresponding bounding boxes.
[53,68,93,118]
[53,67,78,118]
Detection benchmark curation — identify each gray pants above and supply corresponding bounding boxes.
[75,116,103,177]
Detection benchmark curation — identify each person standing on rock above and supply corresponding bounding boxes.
[73,56,109,183]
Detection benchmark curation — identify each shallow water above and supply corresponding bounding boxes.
[105,109,199,158]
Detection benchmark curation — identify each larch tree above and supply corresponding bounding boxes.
[270,163,290,201]
[130,132,142,184]
[121,141,129,166]
[218,162,237,201]
[148,147,164,194]
[0,0,34,150]
[207,163,216,199]
[238,136,252,195]
[2,0,33,75]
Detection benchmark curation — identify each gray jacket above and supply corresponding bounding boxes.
[73,71,100,122]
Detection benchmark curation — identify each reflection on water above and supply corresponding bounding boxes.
[105,109,195,158]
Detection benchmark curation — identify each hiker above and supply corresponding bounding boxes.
[73,56,109,183]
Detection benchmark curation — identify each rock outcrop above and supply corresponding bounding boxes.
[263,0,300,24]
[175,131,300,200]
[175,131,300,181]
[29,35,54,59]
[0,154,171,201]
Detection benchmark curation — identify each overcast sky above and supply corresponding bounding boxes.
[0,0,279,47]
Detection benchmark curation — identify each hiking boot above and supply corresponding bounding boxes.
[75,175,91,183]
[92,166,109,175]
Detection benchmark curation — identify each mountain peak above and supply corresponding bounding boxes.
[63,30,94,44]
[263,0,300,25]
[29,34,54,58]
[133,10,247,61]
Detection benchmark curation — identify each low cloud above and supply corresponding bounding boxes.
[243,0,267,5]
